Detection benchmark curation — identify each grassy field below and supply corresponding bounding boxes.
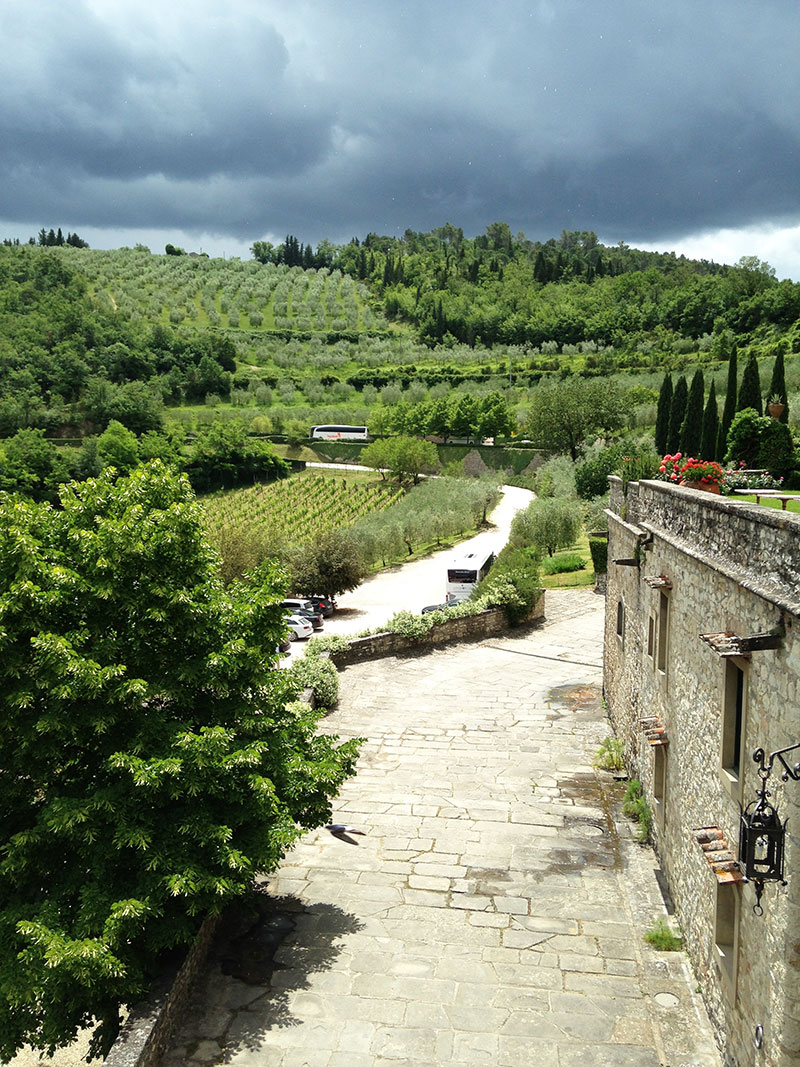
[539,529,596,589]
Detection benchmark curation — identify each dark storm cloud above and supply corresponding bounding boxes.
[1,0,799,247]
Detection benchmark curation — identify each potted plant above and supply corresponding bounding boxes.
[677,457,724,494]
[767,393,786,419]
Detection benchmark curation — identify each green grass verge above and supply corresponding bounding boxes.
[728,494,800,514]
[540,529,596,589]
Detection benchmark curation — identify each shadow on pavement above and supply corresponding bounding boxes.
[184,888,364,1060]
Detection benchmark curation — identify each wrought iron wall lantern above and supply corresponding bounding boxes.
[739,741,800,915]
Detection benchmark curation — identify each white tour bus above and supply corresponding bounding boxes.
[309,424,369,440]
[445,547,496,603]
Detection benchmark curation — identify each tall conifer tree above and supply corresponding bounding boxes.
[767,348,789,423]
[718,344,738,459]
[666,375,688,454]
[700,381,719,460]
[737,352,763,414]
[654,374,673,454]
[679,369,705,456]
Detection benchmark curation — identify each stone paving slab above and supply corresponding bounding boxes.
[162,590,721,1067]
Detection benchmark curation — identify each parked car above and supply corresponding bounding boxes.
[285,614,313,641]
[421,593,458,615]
[281,599,324,630]
[301,595,337,617]
[277,633,292,654]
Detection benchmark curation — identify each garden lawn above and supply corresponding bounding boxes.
[729,494,800,514]
[540,528,596,589]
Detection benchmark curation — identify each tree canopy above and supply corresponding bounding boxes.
[0,463,360,1059]
[523,378,626,460]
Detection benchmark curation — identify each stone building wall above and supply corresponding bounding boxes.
[604,478,800,1067]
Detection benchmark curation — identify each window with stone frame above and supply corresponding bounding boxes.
[714,881,740,994]
[656,591,669,674]
[616,599,625,646]
[720,658,747,800]
[647,612,656,660]
[653,744,666,828]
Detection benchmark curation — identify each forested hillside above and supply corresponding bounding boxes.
[331,225,799,353]
[1,226,799,447]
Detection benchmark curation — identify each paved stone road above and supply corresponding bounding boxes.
[164,590,721,1067]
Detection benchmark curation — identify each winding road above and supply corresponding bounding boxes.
[307,484,534,641]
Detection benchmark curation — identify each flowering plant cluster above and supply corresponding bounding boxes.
[678,457,725,486]
[654,454,724,487]
[653,453,683,482]
[721,469,783,491]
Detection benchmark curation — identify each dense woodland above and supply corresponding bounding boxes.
[1,225,799,496]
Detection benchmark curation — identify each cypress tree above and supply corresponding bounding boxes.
[666,375,688,454]
[767,348,789,423]
[700,380,719,460]
[679,369,705,457]
[737,352,763,414]
[718,343,738,459]
[654,374,673,455]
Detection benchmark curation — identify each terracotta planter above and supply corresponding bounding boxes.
[681,479,721,495]
[768,402,786,419]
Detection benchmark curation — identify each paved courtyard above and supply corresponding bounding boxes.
[163,589,721,1067]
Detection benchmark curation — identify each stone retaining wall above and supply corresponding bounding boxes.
[104,915,221,1067]
[328,595,545,668]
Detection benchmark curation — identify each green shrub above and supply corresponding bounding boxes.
[725,408,767,467]
[542,552,586,575]
[305,634,354,658]
[575,444,624,499]
[287,655,340,708]
[622,779,653,843]
[592,737,624,770]
[757,418,795,478]
[382,609,432,639]
[588,537,608,575]
[475,544,542,624]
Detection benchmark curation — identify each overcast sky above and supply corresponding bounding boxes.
[2,0,799,277]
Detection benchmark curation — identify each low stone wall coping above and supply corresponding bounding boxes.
[105,914,221,1067]
[329,595,545,667]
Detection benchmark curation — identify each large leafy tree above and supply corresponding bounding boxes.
[289,528,368,601]
[0,428,70,501]
[184,421,289,491]
[361,435,439,486]
[523,378,625,460]
[0,464,360,1059]
[510,496,583,556]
